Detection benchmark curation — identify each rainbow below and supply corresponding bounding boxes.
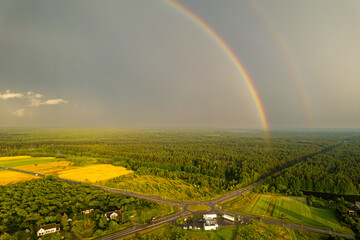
[246,1,313,127]
[164,0,270,133]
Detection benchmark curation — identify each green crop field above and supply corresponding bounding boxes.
[273,196,347,233]
[224,193,353,235]
[0,156,59,169]
[126,221,329,240]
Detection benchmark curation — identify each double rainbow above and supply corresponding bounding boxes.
[165,0,270,132]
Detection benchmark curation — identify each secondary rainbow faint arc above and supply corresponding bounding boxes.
[246,0,313,127]
[165,0,270,132]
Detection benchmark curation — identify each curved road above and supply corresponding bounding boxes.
[1,166,354,239]
[0,138,354,239]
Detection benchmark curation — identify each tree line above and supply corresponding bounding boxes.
[0,128,347,193]
[0,178,163,239]
[266,137,360,195]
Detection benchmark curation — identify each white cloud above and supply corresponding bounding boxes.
[0,90,24,100]
[27,91,42,107]
[3,90,69,117]
[11,108,32,117]
[26,91,68,107]
[27,91,43,98]
[41,98,68,105]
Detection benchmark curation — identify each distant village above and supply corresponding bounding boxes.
[36,200,360,238]
[36,207,243,238]
[37,208,123,238]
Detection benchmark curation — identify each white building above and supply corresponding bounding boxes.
[203,214,217,219]
[203,214,220,230]
[104,210,121,221]
[37,223,60,237]
[223,214,235,222]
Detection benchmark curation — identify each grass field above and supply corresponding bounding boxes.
[125,221,329,240]
[188,204,211,212]
[224,193,352,235]
[128,204,176,224]
[0,156,59,169]
[103,174,220,201]
[14,160,76,174]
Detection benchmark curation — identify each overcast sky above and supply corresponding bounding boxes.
[0,0,359,129]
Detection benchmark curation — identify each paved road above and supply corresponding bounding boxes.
[207,178,268,206]
[0,138,353,239]
[2,165,354,239]
[0,166,46,176]
[99,211,192,240]
[0,166,186,206]
[216,210,354,239]
[172,212,354,240]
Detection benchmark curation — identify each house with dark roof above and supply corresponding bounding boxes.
[37,223,60,237]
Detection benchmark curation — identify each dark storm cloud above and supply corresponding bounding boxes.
[0,0,359,128]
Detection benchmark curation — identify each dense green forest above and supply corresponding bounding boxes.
[0,178,171,239]
[0,128,359,239]
[0,128,348,193]
[267,136,360,195]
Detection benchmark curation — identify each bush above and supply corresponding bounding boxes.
[93,229,104,237]
[45,175,56,180]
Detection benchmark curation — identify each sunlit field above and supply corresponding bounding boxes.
[0,171,40,185]
[57,164,133,182]
[0,156,32,161]
[14,160,76,174]
[103,174,221,201]
[0,156,60,185]
[224,193,352,234]
[1,0,359,238]
[0,156,133,184]
[0,156,59,168]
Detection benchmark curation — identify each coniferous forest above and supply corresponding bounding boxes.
[1,128,355,193]
[1,128,360,239]
[268,137,360,195]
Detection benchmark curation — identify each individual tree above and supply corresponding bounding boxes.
[61,213,69,231]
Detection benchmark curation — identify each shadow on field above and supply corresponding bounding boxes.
[273,204,335,230]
